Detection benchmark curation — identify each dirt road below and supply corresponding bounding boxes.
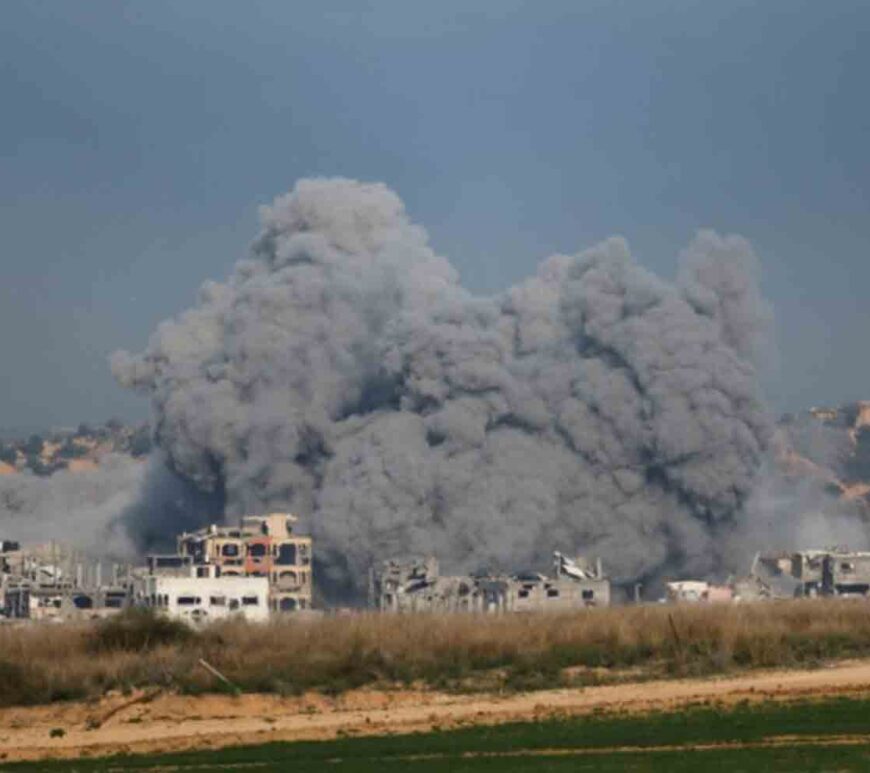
[3,659,870,763]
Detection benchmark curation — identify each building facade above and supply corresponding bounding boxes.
[177,513,312,612]
[1,540,132,621]
[134,569,270,624]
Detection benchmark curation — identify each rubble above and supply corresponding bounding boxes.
[369,551,610,613]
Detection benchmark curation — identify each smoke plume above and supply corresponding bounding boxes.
[0,454,141,556]
[112,178,776,596]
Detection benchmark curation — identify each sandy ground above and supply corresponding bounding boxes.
[3,660,870,763]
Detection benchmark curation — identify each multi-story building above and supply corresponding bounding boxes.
[177,513,312,612]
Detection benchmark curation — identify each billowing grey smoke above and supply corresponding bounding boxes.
[0,454,141,556]
[112,178,774,596]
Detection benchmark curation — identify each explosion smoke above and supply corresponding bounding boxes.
[112,178,774,597]
[0,454,140,556]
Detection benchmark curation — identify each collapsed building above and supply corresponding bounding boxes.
[369,550,610,613]
[663,547,870,604]
[789,548,870,597]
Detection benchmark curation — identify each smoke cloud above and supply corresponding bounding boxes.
[0,454,141,556]
[721,459,870,570]
[112,178,776,597]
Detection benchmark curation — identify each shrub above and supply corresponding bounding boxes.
[56,439,87,459]
[128,426,153,456]
[0,660,34,705]
[89,608,195,653]
[22,434,44,456]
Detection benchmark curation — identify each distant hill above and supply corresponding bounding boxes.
[0,420,151,477]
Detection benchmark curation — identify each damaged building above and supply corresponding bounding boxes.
[2,512,314,623]
[732,548,870,601]
[368,556,482,613]
[369,551,610,613]
[176,513,313,613]
[1,540,132,621]
[790,548,870,597]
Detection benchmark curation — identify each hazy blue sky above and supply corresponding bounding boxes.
[1,0,868,430]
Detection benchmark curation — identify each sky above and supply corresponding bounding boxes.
[1,0,868,431]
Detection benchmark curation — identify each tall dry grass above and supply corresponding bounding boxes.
[2,600,870,707]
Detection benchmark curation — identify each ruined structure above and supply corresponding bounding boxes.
[369,551,610,613]
[791,549,870,597]
[739,548,870,599]
[1,540,132,621]
[177,513,312,612]
[369,556,481,613]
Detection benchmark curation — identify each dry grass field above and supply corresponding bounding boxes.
[3,599,870,708]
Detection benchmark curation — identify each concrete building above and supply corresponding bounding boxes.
[790,548,870,597]
[3,581,129,621]
[177,513,312,612]
[370,551,610,613]
[1,540,132,621]
[822,551,870,596]
[145,554,194,578]
[738,548,870,599]
[789,550,828,595]
[134,566,269,625]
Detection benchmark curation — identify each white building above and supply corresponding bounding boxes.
[664,580,733,604]
[135,569,269,624]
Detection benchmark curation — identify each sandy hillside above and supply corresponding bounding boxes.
[3,659,870,763]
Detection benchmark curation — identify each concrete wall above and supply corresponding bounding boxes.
[136,575,269,624]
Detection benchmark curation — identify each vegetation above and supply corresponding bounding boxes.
[0,419,152,475]
[22,434,44,457]
[88,608,195,653]
[8,696,870,771]
[3,599,870,708]
[25,453,57,477]
[126,426,152,457]
[56,438,88,459]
